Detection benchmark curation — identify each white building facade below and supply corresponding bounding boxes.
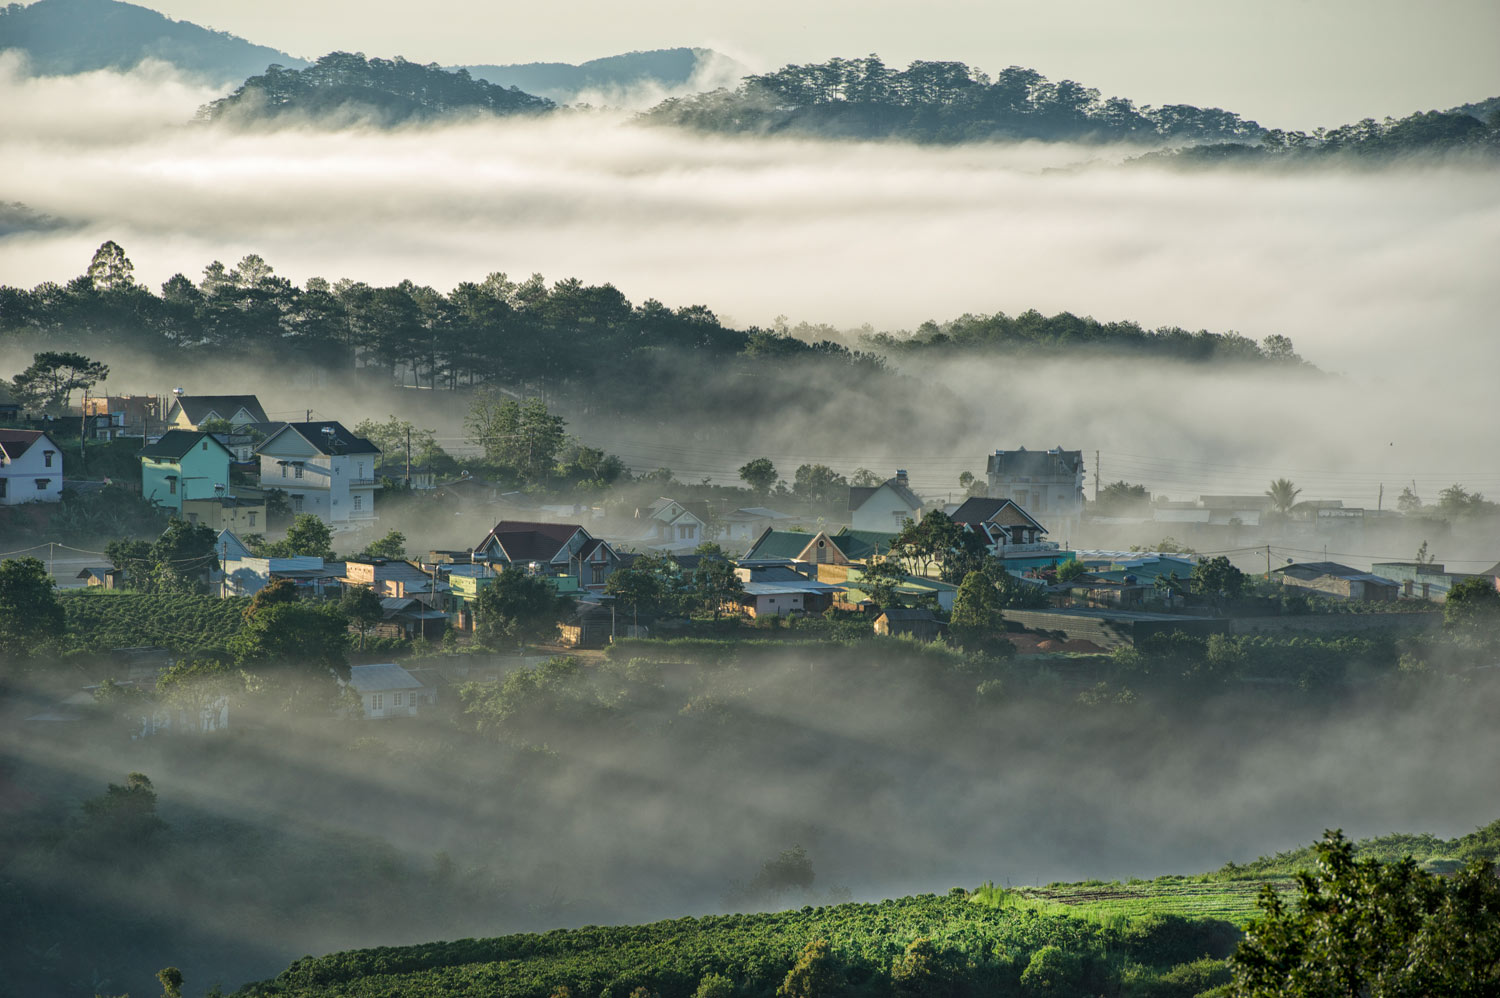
[0,429,63,505]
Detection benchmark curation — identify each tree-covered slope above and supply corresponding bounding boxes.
[643,55,1265,145]
[238,892,1240,998]
[0,0,304,82]
[460,48,746,105]
[198,51,554,125]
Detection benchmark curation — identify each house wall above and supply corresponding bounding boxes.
[181,497,267,532]
[0,434,62,505]
[361,689,420,720]
[746,592,804,617]
[852,485,921,533]
[142,440,230,513]
[260,432,378,525]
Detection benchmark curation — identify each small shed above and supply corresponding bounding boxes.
[873,607,943,641]
[76,566,123,589]
[560,602,617,649]
[348,663,426,720]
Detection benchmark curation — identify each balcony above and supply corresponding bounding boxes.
[348,478,381,487]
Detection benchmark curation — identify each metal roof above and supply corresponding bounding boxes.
[348,663,424,692]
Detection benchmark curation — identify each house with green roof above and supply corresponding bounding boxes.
[741,527,899,566]
[138,430,234,514]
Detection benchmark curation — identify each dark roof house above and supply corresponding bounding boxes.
[167,394,269,427]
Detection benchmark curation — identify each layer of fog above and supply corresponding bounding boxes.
[2,61,1497,564]
[5,657,1499,992]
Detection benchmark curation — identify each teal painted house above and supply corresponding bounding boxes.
[139,430,235,513]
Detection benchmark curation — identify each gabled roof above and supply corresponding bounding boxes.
[216,529,254,561]
[476,521,584,562]
[848,477,923,513]
[876,607,937,622]
[1275,562,1397,585]
[256,421,381,456]
[830,528,898,560]
[0,429,55,461]
[171,395,269,424]
[138,429,235,461]
[950,497,1046,532]
[743,528,818,561]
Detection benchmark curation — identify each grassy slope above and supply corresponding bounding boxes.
[238,819,1500,996]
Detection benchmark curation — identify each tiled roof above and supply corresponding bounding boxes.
[173,395,269,424]
[259,421,381,456]
[950,497,1045,532]
[478,521,583,562]
[743,529,816,561]
[985,447,1084,479]
[348,663,424,692]
[0,429,48,460]
[830,529,898,560]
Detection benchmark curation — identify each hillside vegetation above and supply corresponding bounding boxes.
[459,48,742,105]
[199,51,554,125]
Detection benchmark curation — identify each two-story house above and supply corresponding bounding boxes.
[848,471,924,532]
[138,430,235,514]
[0,429,63,505]
[255,422,381,527]
[950,496,1072,573]
[985,447,1085,537]
[473,520,621,589]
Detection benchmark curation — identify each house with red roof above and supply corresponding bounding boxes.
[473,520,622,589]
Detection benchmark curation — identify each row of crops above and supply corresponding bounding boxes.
[59,590,250,654]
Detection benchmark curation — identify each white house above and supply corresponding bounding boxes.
[985,447,1085,537]
[634,497,711,553]
[0,429,63,505]
[347,663,431,720]
[255,421,381,527]
[721,506,795,545]
[847,471,924,532]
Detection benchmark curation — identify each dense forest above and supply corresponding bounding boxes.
[642,55,1500,159]
[0,243,1308,425]
[642,56,1264,144]
[197,52,555,124]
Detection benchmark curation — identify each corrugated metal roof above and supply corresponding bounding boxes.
[349,663,424,692]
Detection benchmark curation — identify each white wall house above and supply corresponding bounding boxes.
[256,421,381,528]
[848,471,924,532]
[347,663,431,720]
[635,497,710,553]
[0,429,63,505]
[985,447,1085,537]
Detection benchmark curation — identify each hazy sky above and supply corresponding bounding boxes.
[139,0,1500,129]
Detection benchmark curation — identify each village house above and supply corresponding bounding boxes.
[1368,561,1498,601]
[633,497,713,553]
[164,393,270,431]
[346,663,434,720]
[985,446,1086,537]
[733,563,845,616]
[0,428,63,505]
[741,527,897,566]
[949,496,1072,572]
[255,421,381,527]
[1273,562,1400,601]
[872,607,944,641]
[374,597,450,640]
[83,394,163,441]
[472,520,621,589]
[341,559,449,602]
[720,506,796,545]
[137,429,234,515]
[848,470,924,532]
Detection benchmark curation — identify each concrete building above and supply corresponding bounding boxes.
[985,446,1085,536]
[255,421,381,527]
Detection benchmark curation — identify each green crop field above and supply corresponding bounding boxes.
[1018,877,1295,926]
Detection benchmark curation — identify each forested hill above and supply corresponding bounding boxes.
[0,0,304,82]
[642,55,1265,144]
[197,52,554,125]
[459,48,745,105]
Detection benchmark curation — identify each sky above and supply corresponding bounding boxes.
[138,0,1500,129]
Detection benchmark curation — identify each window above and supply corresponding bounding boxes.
[393,692,403,707]
[168,478,177,495]
[292,494,303,512]
[248,512,257,527]
[678,524,695,540]
[186,512,197,524]
[370,693,383,711]
[35,478,50,490]
[358,462,364,477]
[294,465,303,479]
[201,440,208,451]
[43,450,54,468]
[353,494,362,512]
[281,464,288,479]
[592,565,607,584]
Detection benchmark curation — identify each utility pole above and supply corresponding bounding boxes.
[79,384,88,461]
[1377,483,1383,511]
[1094,450,1101,502]
[1265,544,1271,579]
[405,426,411,486]
[305,409,312,423]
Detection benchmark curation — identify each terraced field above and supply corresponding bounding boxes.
[1022,876,1295,925]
